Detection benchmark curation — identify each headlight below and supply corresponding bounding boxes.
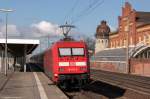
[76,62,86,66]
[59,62,69,66]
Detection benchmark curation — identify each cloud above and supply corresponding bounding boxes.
[0,24,20,38]
[31,21,61,36]
[0,21,62,38]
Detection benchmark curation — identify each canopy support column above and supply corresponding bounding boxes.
[24,45,27,72]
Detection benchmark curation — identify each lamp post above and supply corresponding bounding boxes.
[0,9,14,76]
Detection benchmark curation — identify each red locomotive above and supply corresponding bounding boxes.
[30,39,90,88]
[44,40,90,88]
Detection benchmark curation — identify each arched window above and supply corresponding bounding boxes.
[130,37,133,45]
[120,39,122,47]
[99,40,101,43]
[139,36,141,42]
[111,42,112,47]
[124,39,126,46]
[116,41,118,47]
[144,34,149,44]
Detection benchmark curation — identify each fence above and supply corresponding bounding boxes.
[130,58,150,77]
[90,60,127,73]
[90,58,150,77]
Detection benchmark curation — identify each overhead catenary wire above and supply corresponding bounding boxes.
[63,0,99,24]
[78,0,100,16]
[71,0,104,24]
[62,0,104,25]
[60,0,104,38]
[63,0,79,24]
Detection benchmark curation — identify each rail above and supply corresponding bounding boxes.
[91,69,150,95]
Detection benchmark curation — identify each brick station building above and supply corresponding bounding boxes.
[93,2,150,76]
[109,2,150,50]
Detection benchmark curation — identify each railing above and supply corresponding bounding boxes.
[129,41,148,57]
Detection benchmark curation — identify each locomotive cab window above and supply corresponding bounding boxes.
[59,48,71,56]
[72,48,84,56]
[59,48,85,56]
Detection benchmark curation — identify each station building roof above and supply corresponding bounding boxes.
[136,11,150,28]
[94,45,150,62]
[94,48,126,62]
[0,38,40,56]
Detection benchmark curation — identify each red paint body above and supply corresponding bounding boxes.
[44,41,90,83]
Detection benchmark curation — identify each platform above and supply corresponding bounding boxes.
[0,72,68,99]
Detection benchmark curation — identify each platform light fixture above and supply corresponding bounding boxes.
[0,9,14,76]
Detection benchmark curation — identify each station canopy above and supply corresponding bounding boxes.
[0,38,40,56]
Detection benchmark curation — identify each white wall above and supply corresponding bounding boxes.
[95,38,109,53]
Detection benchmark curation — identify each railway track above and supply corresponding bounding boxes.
[27,63,91,99]
[27,64,150,99]
[62,89,90,99]
[63,80,128,99]
[91,69,150,95]
[26,63,43,72]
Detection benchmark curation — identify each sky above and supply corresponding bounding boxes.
[0,0,149,39]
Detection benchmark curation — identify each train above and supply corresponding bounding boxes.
[30,38,90,89]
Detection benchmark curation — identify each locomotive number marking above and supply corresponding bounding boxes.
[69,62,76,66]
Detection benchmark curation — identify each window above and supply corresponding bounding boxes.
[130,37,133,45]
[139,37,141,42]
[59,48,71,56]
[59,48,84,56]
[72,48,84,56]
